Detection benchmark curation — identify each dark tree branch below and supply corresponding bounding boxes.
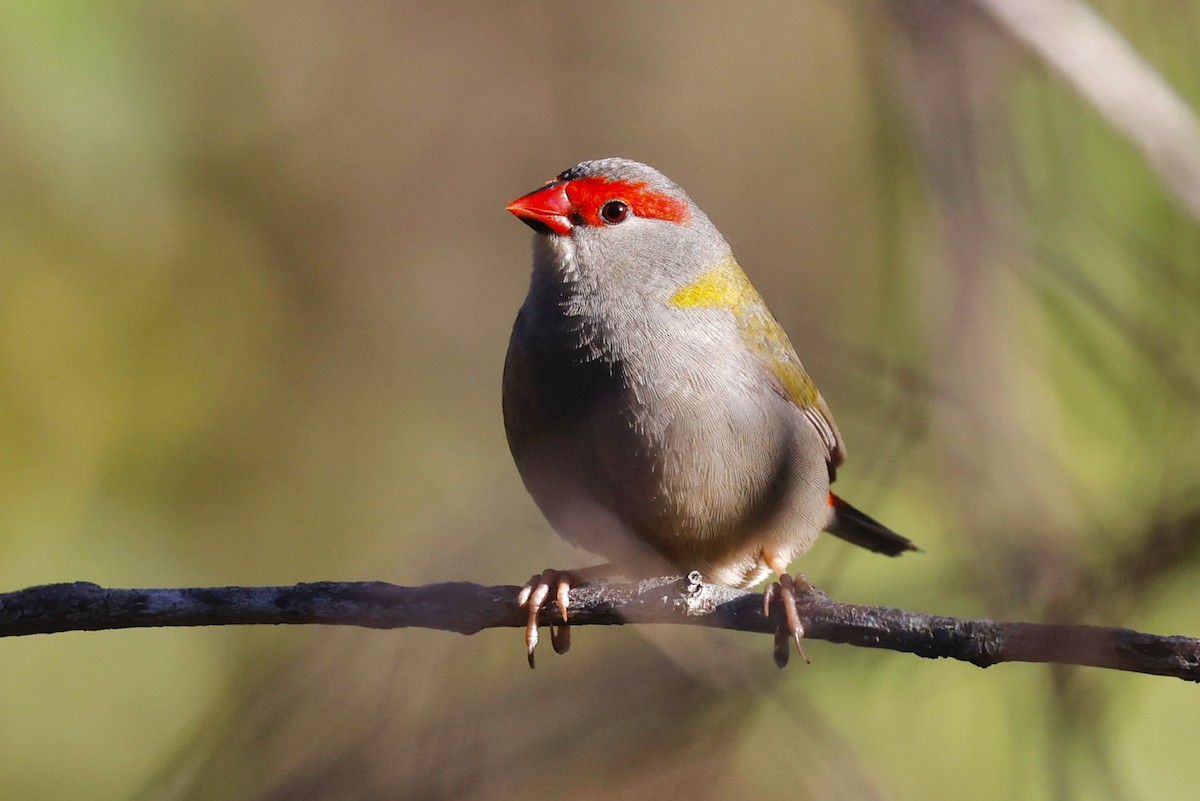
[1,576,1196,681]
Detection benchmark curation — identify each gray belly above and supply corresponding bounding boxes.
[504,321,826,581]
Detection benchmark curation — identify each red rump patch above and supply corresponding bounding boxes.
[565,176,690,227]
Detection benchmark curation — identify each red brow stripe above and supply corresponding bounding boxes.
[565,177,690,226]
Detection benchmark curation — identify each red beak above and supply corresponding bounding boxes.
[506,180,573,236]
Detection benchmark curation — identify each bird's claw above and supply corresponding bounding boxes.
[764,573,814,668]
[517,568,576,669]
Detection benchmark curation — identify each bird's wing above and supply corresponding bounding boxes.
[670,256,846,473]
[743,303,846,473]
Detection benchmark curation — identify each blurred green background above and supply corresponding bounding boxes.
[2,1,1198,799]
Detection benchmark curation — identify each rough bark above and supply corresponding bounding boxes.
[1,576,1196,680]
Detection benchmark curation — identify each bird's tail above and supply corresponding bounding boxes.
[825,493,921,557]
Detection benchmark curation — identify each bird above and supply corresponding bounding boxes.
[503,158,918,668]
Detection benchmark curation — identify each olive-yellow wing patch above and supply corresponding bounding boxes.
[671,256,845,470]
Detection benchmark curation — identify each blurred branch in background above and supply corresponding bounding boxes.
[883,3,1200,798]
[974,0,1200,222]
[2,578,1197,680]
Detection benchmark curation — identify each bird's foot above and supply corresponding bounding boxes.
[516,564,611,669]
[762,572,816,668]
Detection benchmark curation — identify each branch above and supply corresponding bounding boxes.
[973,0,1200,221]
[1,577,1196,681]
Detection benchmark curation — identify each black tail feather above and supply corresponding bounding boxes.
[826,494,922,557]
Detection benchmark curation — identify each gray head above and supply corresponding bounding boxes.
[506,157,729,291]
[555,158,688,199]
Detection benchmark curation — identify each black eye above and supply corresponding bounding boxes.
[600,200,629,224]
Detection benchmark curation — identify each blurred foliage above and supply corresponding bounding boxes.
[1,1,1198,800]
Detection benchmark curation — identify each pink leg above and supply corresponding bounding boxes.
[762,551,816,668]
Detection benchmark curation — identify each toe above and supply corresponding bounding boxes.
[525,608,540,669]
[551,622,571,654]
[773,628,790,668]
[764,573,811,667]
[555,575,572,622]
[762,581,778,619]
[779,574,810,664]
[793,573,816,595]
